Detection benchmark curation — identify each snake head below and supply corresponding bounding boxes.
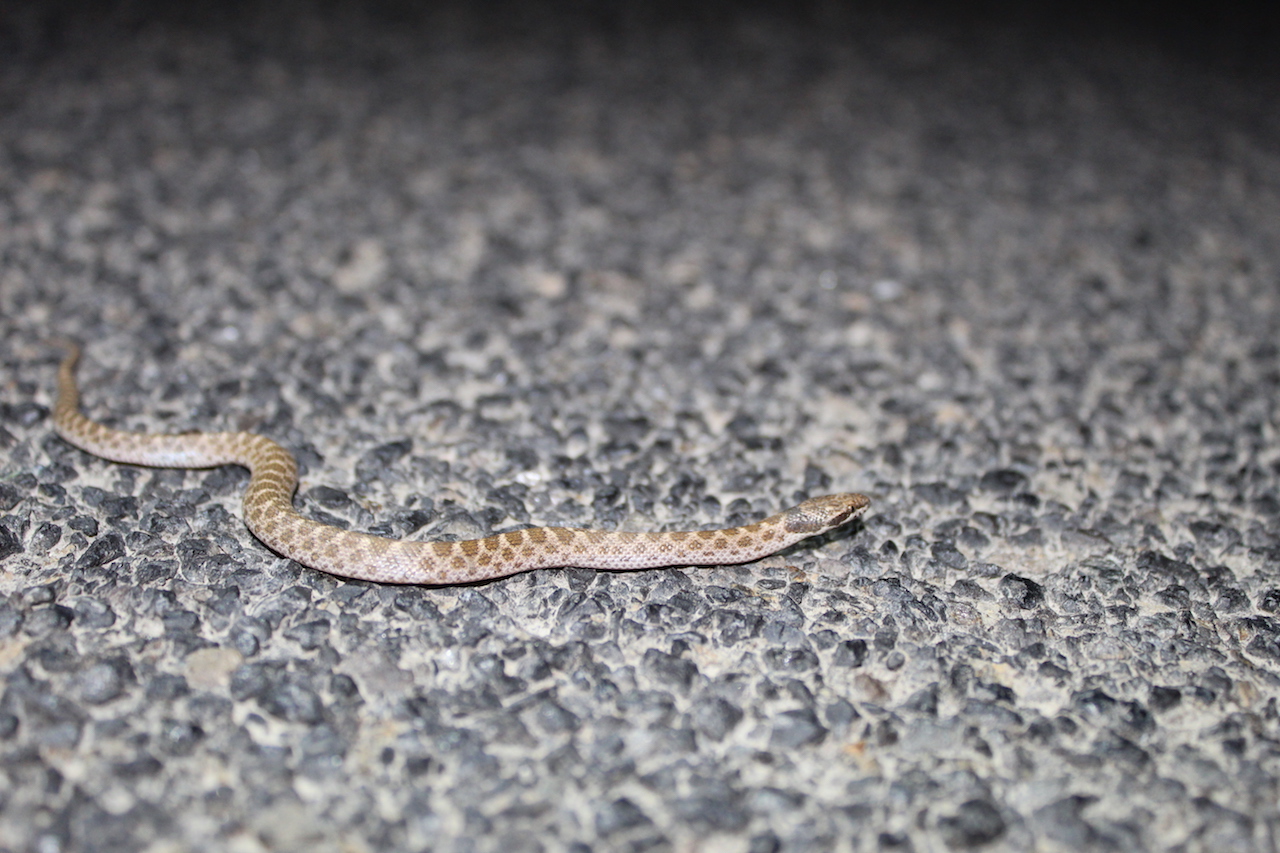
[782,493,871,535]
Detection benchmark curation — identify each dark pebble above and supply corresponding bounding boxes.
[641,649,698,691]
[78,658,135,704]
[999,574,1044,609]
[1259,589,1280,613]
[0,600,23,637]
[911,482,967,506]
[68,515,98,536]
[769,708,827,748]
[833,639,869,668]
[162,610,201,634]
[284,618,331,650]
[824,698,859,729]
[979,469,1028,494]
[356,439,412,479]
[689,696,744,741]
[23,605,74,637]
[146,674,190,701]
[29,522,63,553]
[937,799,1007,847]
[73,598,116,629]
[902,686,939,716]
[22,584,57,605]
[260,676,327,724]
[932,541,967,569]
[159,719,204,755]
[673,793,748,831]
[114,754,165,779]
[309,485,351,508]
[1187,520,1241,552]
[595,797,652,835]
[748,832,782,853]
[763,647,819,672]
[1149,686,1181,712]
[75,534,125,569]
[0,526,22,561]
[534,699,580,734]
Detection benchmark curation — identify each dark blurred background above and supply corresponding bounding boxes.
[2,0,1278,75]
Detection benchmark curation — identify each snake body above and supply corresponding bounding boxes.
[52,345,870,584]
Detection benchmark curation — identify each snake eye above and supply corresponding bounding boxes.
[835,494,871,525]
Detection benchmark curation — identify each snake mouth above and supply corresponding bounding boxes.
[829,500,869,528]
[832,507,858,526]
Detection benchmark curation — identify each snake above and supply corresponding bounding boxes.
[51,343,870,585]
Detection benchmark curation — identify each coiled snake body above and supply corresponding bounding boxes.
[53,345,870,584]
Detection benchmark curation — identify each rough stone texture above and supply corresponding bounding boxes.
[2,2,1279,851]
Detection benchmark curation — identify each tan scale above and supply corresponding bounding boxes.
[52,344,871,585]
